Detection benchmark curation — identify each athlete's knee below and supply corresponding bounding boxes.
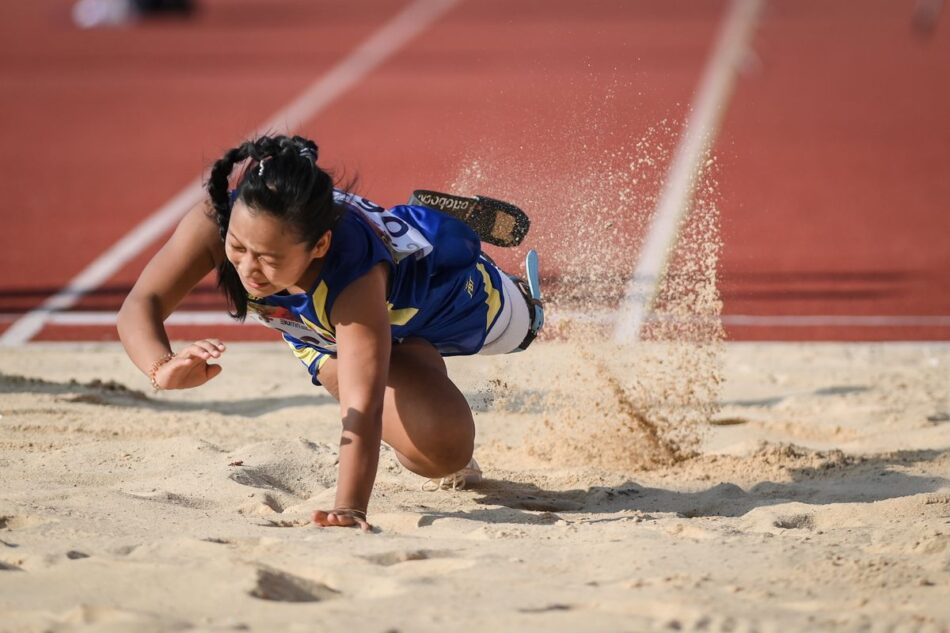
[440,438,475,475]
[393,439,472,478]
[426,424,475,475]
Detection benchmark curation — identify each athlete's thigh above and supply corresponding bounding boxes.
[383,339,474,470]
[316,338,459,409]
[317,339,473,472]
[387,338,471,423]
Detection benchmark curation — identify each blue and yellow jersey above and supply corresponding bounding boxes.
[245,190,505,383]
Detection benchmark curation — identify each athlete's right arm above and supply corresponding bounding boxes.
[117,201,227,390]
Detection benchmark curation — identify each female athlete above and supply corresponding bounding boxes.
[117,134,543,531]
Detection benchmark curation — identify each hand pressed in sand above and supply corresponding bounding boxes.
[153,339,226,390]
[312,509,371,532]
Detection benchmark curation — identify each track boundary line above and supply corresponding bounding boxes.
[0,0,461,347]
[722,315,950,327]
[5,311,950,329]
[573,312,950,328]
[613,0,763,343]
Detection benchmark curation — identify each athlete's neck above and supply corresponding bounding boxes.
[287,257,324,294]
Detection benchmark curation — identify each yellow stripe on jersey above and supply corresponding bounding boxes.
[302,281,336,339]
[387,303,419,326]
[475,262,502,331]
[287,339,321,367]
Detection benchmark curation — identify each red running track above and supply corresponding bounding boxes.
[717,0,950,340]
[1,0,948,343]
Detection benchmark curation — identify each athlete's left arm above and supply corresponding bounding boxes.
[322,262,391,528]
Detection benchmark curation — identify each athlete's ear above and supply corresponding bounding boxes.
[311,230,332,258]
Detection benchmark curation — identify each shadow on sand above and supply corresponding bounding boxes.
[418,449,948,527]
[0,371,334,417]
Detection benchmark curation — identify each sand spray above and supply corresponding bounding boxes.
[452,106,725,472]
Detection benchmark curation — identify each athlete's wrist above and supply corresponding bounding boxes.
[331,507,367,520]
[147,351,176,390]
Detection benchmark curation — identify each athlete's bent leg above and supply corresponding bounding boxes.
[317,338,475,479]
[479,249,544,355]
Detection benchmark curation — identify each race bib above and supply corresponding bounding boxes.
[334,190,433,263]
[246,301,338,351]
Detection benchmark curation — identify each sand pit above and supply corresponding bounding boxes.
[0,341,948,632]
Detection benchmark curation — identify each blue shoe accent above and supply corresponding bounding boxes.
[511,249,544,352]
[525,250,544,334]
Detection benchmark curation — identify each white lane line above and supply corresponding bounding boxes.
[557,312,950,328]
[40,312,245,326]
[0,0,461,347]
[614,0,764,343]
[5,311,950,329]
[721,315,950,327]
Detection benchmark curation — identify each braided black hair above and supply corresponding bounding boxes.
[206,134,344,319]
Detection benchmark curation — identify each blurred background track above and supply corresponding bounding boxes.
[1,0,947,342]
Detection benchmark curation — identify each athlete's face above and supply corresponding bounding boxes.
[225,201,329,295]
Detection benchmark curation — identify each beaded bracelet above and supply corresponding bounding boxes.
[332,507,367,520]
[148,352,176,391]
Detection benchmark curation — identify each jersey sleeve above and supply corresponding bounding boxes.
[319,210,394,322]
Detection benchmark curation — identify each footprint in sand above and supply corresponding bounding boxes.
[257,518,311,528]
[238,491,286,514]
[236,489,318,518]
[0,515,50,531]
[361,549,455,567]
[518,604,573,614]
[741,504,817,534]
[1,549,90,572]
[664,613,765,633]
[512,497,583,513]
[249,566,340,602]
[230,464,321,517]
[772,514,815,530]
[229,468,301,495]
[259,492,284,513]
[665,522,721,541]
[360,549,477,577]
[119,490,212,510]
[57,604,182,630]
